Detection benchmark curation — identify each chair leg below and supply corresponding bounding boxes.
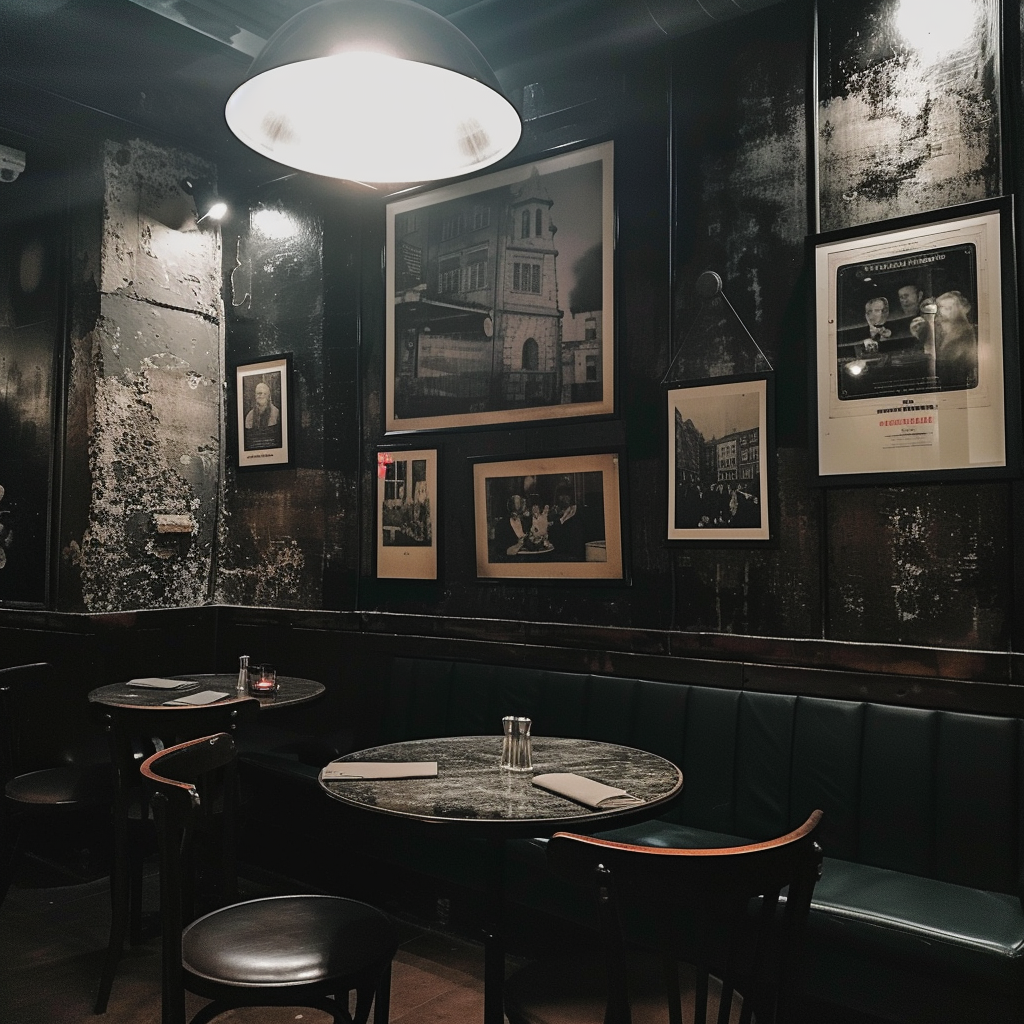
[95,812,131,1014]
[373,962,392,1024]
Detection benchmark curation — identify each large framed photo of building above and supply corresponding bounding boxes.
[376,448,438,580]
[667,376,771,544]
[813,197,1020,484]
[472,452,625,581]
[386,141,614,433]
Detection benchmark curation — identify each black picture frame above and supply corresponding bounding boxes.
[234,353,292,470]
[666,374,774,545]
[811,197,1020,486]
[385,140,615,434]
[376,446,439,580]
[471,450,627,582]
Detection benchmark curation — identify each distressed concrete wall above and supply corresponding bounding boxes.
[60,138,223,612]
[215,196,326,610]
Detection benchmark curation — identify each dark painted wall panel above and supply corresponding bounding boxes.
[825,482,1011,648]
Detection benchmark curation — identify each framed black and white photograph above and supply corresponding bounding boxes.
[814,197,1019,484]
[235,354,291,469]
[386,140,614,434]
[667,376,771,544]
[377,447,438,580]
[472,452,624,581]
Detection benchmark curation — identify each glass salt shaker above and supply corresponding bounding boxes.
[236,654,250,697]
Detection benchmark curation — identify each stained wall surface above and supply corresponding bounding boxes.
[208,0,1018,659]
[59,138,223,611]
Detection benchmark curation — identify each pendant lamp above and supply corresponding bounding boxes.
[224,0,522,184]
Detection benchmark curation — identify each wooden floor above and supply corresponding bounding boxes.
[0,853,501,1024]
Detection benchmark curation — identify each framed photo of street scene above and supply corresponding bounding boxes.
[813,197,1020,485]
[472,452,625,581]
[667,376,772,544]
[235,354,292,469]
[376,448,438,580]
[385,140,614,434]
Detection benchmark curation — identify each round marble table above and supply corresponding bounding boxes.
[88,673,324,711]
[320,735,683,1024]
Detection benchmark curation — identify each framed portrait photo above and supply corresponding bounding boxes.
[813,197,1020,485]
[235,354,292,469]
[386,140,614,434]
[376,448,438,580]
[472,451,625,581]
[667,376,772,544]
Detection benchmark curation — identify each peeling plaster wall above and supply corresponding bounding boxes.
[60,138,223,611]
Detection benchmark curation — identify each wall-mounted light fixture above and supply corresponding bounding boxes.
[223,0,522,184]
[180,177,227,223]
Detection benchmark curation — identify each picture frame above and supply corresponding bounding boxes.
[472,451,625,581]
[235,354,292,469]
[386,140,615,434]
[666,375,772,544]
[376,447,438,580]
[813,197,1020,485]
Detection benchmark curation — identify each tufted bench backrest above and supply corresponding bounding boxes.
[380,658,1024,897]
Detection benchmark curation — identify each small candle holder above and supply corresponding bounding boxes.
[248,664,278,697]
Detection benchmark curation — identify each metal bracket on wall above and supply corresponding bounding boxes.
[661,270,774,385]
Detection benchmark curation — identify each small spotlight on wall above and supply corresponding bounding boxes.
[180,177,227,223]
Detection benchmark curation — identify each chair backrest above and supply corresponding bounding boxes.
[141,732,241,1024]
[0,662,102,782]
[546,809,824,1024]
[94,699,259,798]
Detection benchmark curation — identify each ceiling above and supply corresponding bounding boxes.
[0,0,787,188]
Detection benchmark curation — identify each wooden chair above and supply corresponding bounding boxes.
[92,698,260,1014]
[504,810,824,1024]
[141,731,397,1024]
[0,662,112,906]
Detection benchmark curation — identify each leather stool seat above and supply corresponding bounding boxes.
[183,894,396,990]
[6,763,111,808]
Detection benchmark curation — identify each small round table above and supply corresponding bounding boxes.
[319,735,683,1024]
[88,673,324,711]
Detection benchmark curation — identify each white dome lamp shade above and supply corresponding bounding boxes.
[224,0,522,184]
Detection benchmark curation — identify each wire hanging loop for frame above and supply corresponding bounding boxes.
[661,270,774,385]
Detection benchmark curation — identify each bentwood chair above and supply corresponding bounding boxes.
[504,810,824,1024]
[92,698,260,1014]
[0,663,112,907]
[141,731,398,1024]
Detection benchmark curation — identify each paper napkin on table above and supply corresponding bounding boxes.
[532,772,645,810]
[321,761,438,780]
[130,677,194,689]
[162,690,231,706]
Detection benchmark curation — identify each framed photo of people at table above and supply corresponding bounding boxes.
[667,375,772,544]
[813,197,1020,485]
[376,447,438,580]
[234,354,292,469]
[472,451,625,581]
[385,140,615,434]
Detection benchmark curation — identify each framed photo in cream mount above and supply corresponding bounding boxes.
[386,140,614,433]
[813,197,1020,485]
[472,451,625,581]
[376,447,438,580]
[667,375,772,544]
[235,353,292,469]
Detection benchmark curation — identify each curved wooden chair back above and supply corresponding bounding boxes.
[91,698,259,1013]
[142,732,239,1024]
[543,810,824,1024]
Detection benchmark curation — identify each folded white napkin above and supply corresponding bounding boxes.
[130,677,194,689]
[532,772,644,810]
[321,761,438,780]
[162,690,231,706]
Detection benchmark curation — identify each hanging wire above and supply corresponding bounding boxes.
[661,270,774,385]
